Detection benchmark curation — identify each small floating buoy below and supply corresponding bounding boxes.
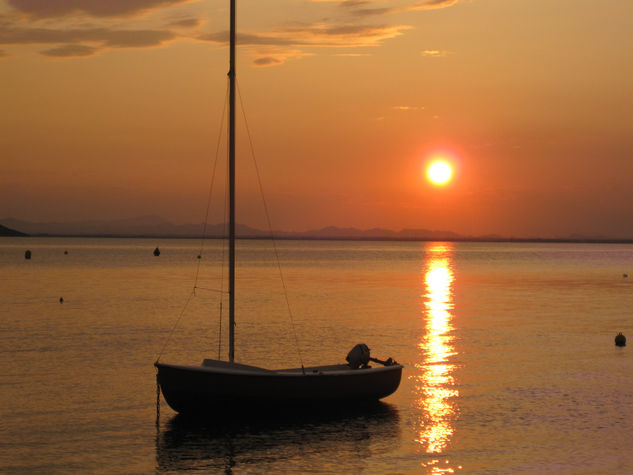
[197,255,201,259]
[64,250,68,255]
[615,333,626,347]
[623,273,628,278]
[59,297,64,304]
[25,250,31,260]
[153,247,160,257]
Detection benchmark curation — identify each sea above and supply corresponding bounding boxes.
[2,237,633,474]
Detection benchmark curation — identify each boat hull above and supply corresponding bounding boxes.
[155,361,403,415]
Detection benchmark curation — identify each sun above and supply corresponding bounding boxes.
[427,160,453,186]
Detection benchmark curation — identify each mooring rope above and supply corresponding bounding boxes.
[155,372,161,426]
[237,80,305,371]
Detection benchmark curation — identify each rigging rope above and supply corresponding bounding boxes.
[194,80,230,289]
[156,81,230,363]
[155,290,195,362]
[219,133,230,360]
[156,79,306,370]
[237,80,305,372]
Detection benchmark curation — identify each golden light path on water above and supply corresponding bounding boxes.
[415,243,460,471]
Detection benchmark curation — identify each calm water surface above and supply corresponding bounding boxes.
[2,238,633,473]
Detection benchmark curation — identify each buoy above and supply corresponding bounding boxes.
[64,250,68,255]
[197,255,201,259]
[615,333,626,347]
[25,250,31,260]
[153,247,160,257]
[623,273,628,278]
[59,297,64,304]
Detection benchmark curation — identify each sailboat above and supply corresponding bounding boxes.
[154,0,402,415]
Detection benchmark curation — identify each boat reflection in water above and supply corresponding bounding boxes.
[155,403,400,473]
[415,243,459,455]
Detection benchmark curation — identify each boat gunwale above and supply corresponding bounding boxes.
[155,361,403,378]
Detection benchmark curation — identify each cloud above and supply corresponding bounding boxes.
[310,0,367,3]
[0,24,177,56]
[421,49,452,57]
[201,23,410,49]
[1,0,189,58]
[339,0,371,7]
[414,0,460,9]
[253,56,281,66]
[0,25,176,47]
[100,29,176,48]
[40,43,98,57]
[7,0,191,18]
[252,49,313,67]
[393,105,424,110]
[199,22,409,66]
[199,31,296,47]
[283,23,410,47]
[317,0,462,17]
[2,0,459,63]
[168,18,201,29]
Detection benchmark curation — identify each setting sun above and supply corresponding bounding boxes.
[427,161,453,186]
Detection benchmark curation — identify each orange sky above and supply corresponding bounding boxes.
[1,0,632,238]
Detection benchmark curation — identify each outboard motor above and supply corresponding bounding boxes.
[346,343,371,369]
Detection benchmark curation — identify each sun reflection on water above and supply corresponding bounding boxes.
[415,243,459,455]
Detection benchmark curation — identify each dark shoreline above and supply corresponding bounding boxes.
[5,233,633,245]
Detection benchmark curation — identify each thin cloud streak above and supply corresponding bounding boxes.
[421,49,452,57]
[200,23,410,48]
[0,24,178,56]
[393,105,424,110]
[312,0,462,17]
[41,43,98,57]
[7,0,190,18]
[167,18,201,29]
[0,25,177,46]
[334,52,371,56]
[253,49,313,67]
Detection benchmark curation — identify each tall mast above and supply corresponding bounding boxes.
[228,0,236,363]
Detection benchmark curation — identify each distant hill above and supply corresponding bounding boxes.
[1,217,462,240]
[3,217,625,242]
[284,226,462,241]
[1,216,283,238]
[0,224,28,236]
